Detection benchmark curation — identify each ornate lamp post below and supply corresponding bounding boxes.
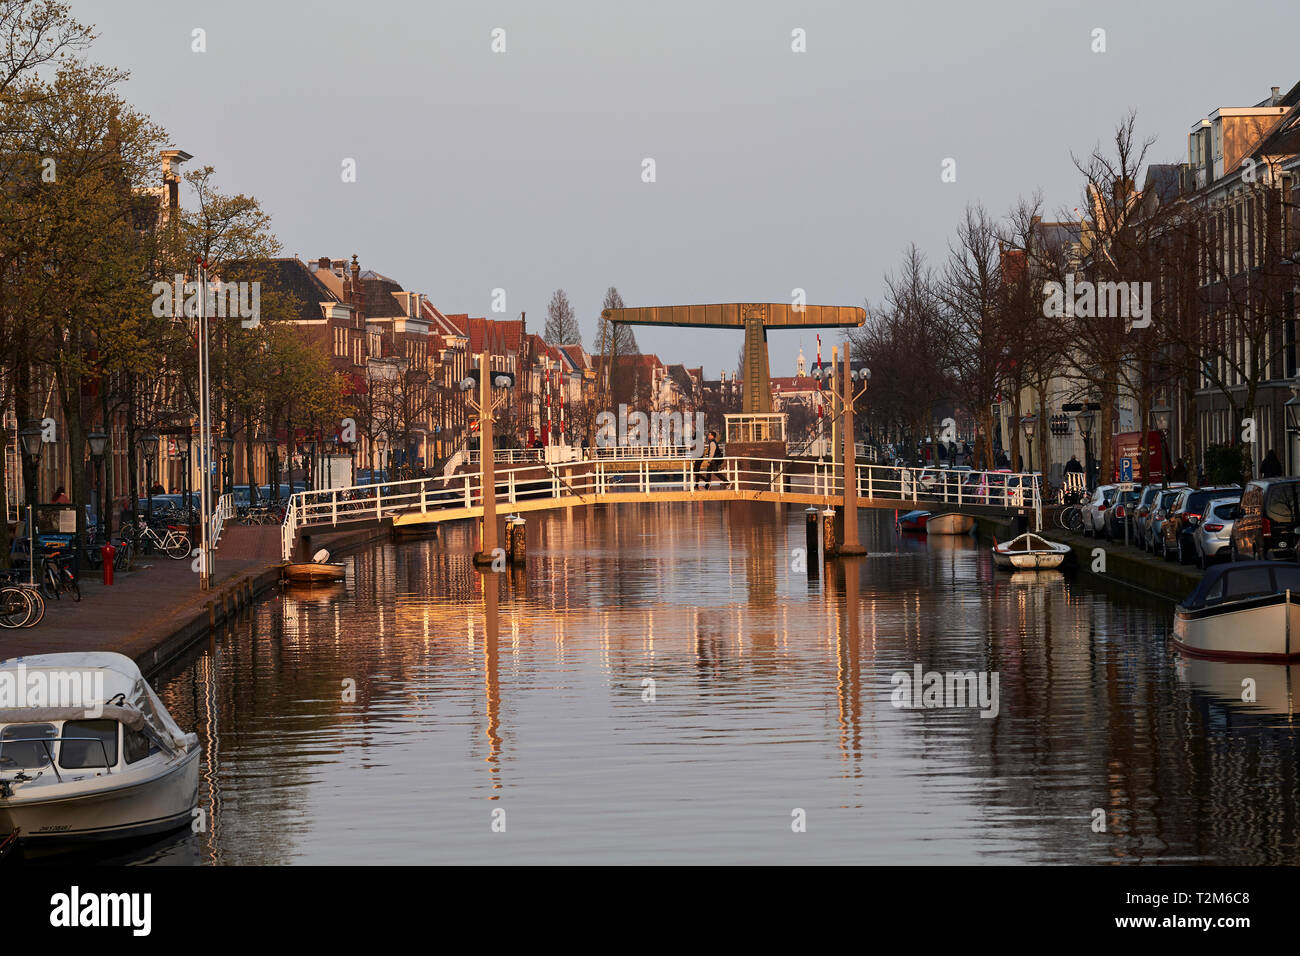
[1285,380,1300,475]
[219,436,235,496]
[265,437,279,501]
[87,431,108,535]
[1074,408,1096,490]
[139,432,159,527]
[302,438,317,492]
[177,439,191,527]
[463,356,516,565]
[1020,415,1037,473]
[18,422,43,510]
[323,436,337,490]
[1151,402,1171,489]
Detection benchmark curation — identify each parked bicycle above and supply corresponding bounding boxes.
[39,550,80,602]
[0,569,45,627]
[135,516,190,560]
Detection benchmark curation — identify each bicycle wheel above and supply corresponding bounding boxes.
[1065,507,1084,532]
[0,587,29,627]
[41,563,60,600]
[22,587,44,626]
[166,534,191,560]
[65,570,80,602]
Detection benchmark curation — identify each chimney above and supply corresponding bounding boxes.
[160,149,192,214]
[317,256,331,271]
[1273,86,1282,105]
[349,254,365,325]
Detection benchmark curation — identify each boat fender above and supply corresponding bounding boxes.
[313,548,331,564]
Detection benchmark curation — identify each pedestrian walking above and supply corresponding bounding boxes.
[696,431,723,489]
[1261,448,1284,478]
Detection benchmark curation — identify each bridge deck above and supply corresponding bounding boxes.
[280,457,1043,560]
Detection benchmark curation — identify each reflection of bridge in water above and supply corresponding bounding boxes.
[280,455,1043,560]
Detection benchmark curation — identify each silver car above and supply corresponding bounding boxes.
[1192,496,1241,569]
[1146,487,1187,553]
[1082,484,1118,536]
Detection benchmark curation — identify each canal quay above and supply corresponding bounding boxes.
[32,501,1290,867]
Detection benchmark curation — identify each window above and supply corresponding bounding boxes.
[123,725,158,764]
[60,719,118,769]
[0,722,56,769]
[1273,566,1300,594]
[1224,567,1274,601]
[1266,485,1300,524]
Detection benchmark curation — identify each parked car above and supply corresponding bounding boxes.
[1145,487,1188,553]
[1132,484,1170,546]
[1082,484,1118,536]
[1192,496,1243,569]
[1161,485,1241,563]
[1104,487,1143,540]
[1230,478,1300,561]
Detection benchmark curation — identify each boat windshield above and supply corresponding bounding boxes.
[59,719,118,769]
[0,722,56,769]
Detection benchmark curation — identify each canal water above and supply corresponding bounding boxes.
[96,503,1300,863]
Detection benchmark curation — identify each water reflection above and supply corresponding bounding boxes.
[36,502,1299,864]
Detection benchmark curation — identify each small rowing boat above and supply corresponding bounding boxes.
[283,548,346,585]
[897,510,931,532]
[927,512,975,535]
[992,532,1071,570]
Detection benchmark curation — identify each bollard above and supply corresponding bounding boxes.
[510,517,526,563]
[101,543,115,586]
[503,514,518,560]
[822,507,838,557]
[805,507,820,579]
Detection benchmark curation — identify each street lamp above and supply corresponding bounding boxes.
[219,436,235,496]
[1150,402,1171,489]
[264,437,279,501]
[1074,408,1096,489]
[1020,415,1037,473]
[87,431,107,535]
[18,422,43,511]
[1285,380,1300,476]
[139,432,159,525]
[177,440,191,522]
[324,436,337,490]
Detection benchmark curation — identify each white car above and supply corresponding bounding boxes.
[1192,496,1241,569]
[1082,484,1118,536]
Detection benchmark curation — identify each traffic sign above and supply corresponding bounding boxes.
[1119,457,1133,483]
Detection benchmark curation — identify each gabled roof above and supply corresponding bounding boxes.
[222,257,339,323]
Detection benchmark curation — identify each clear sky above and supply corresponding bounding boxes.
[82,0,1299,375]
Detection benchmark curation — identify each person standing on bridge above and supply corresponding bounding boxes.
[696,431,723,489]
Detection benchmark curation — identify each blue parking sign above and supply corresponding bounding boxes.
[1119,457,1133,482]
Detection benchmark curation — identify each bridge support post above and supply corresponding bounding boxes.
[509,516,526,564]
[822,507,838,557]
[805,507,820,578]
[837,342,867,556]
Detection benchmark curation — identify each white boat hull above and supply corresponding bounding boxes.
[927,513,974,535]
[0,746,200,843]
[1173,594,1300,662]
[992,533,1071,570]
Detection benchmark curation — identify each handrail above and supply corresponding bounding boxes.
[0,734,117,779]
[210,492,235,547]
[278,458,1045,559]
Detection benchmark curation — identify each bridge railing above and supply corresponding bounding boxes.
[278,458,1042,559]
[467,448,545,465]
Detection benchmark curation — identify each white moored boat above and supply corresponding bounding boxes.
[992,533,1071,570]
[927,513,975,535]
[1173,561,1300,662]
[0,652,200,845]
